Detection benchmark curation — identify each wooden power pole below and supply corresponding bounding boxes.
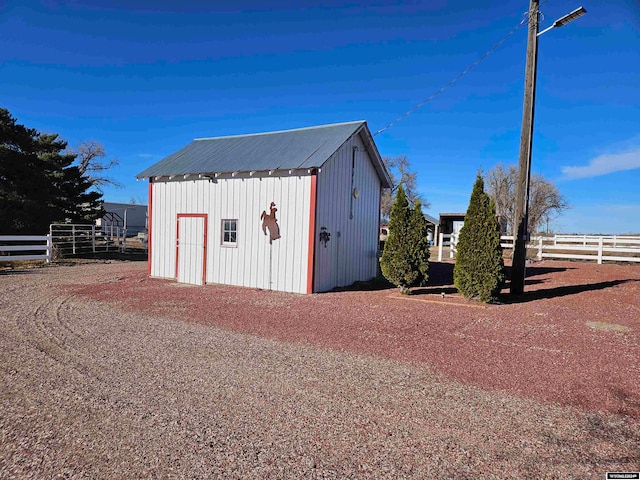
[511,0,540,295]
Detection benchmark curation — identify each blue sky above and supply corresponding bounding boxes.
[2,0,639,234]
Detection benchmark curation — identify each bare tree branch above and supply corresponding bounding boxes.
[381,155,429,222]
[486,163,569,235]
[73,140,122,193]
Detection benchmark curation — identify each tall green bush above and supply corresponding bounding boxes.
[454,173,505,302]
[380,185,430,294]
[408,199,430,286]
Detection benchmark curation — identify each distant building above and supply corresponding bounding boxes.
[379,212,438,247]
[439,213,465,237]
[96,202,148,237]
[424,213,438,244]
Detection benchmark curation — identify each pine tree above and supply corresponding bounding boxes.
[380,185,430,294]
[454,173,505,302]
[0,108,104,234]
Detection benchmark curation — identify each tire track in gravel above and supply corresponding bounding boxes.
[7,286,111,386]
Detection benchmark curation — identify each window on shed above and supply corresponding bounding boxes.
[221,219,238,246]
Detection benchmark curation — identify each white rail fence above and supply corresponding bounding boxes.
[438,233,640,264]
[1,225,130,264]
[0,235,52,263]
[437,232,459,261]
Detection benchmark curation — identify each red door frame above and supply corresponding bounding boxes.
[175,213,208,285]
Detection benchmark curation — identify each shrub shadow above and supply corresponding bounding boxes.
[331,277,394,292]
[411,286,458,296]
[500,279,637,304]
[504,264,573,279]
[426,261,455,287]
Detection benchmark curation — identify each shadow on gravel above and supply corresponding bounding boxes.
[59,250,148,262]
[500,279,638,304]
[410,286,458,296]
[521,265,573,278]
[0,268,47,275]
[420,263,572,289]
[425,261,454,287]
[331,277,394,292]
[609,387,640,418]
[331,261,458,292]
[1,251,147,275]
[47,250,149,264]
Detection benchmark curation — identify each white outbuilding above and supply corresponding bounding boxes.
[136,121,392,293]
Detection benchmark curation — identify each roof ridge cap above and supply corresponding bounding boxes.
[193,120,365,141]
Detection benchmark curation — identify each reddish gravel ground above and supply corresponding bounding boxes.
[73,259,640,418]
[2,258,639,478]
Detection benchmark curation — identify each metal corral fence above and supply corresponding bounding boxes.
[439,233,640,264]
[0,235,52,263]
[49,223,127,257]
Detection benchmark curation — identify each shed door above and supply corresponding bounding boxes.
[176,214,207,286]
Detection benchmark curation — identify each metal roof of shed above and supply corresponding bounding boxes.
[136,121,392,188]
[423,213,438,225]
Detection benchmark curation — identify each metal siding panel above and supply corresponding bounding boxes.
[157,181,171,279]
[220,179,231,286]
[231,177,242,286]
[155,181,175,280]
[315,139,350,291]
[149,182,157,276]
[250,177,261,289]
[263,176,276,291]
[256,178,267,289]
[281,178,292,292]
[150,182,159,277]
[151,181,160,277]
[151,173,311,293]
[294,176,304,292]
[314,134,381,292]
[169,182,180,278]
[273,177,285,291]
[207,180,218,284]
[246,178,259,289]
[161,181,170,278]
[240,178,251,288]
[221,180,230,284]
[350,134,380,283]
[213,179,223,284]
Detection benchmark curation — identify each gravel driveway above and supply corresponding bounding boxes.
[1,261,639,478]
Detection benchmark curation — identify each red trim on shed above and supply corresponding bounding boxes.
[175,213,208,285]
[306,170,318,294]
[147,180,153,276]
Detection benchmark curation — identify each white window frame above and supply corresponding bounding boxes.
[221,219,238,247]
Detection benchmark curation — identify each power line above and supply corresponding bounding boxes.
[373,13,529,137]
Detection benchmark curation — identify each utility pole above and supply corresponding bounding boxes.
[510,2,586,294]
[510,0,539,295]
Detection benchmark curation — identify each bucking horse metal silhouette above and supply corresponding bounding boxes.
[260,202,281,244]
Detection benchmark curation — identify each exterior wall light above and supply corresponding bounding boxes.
[319,226,331,248]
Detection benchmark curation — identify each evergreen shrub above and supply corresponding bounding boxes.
[453,173,505,302]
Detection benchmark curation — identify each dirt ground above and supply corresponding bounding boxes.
[1,259,639,478]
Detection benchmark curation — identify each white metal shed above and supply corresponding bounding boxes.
[136,121,392,293]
